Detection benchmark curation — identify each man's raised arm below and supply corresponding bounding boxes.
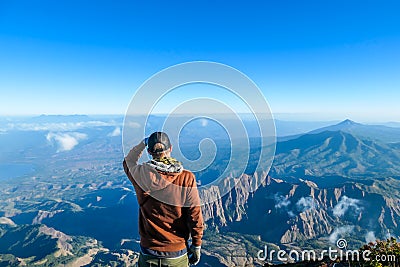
[124,140,146,168]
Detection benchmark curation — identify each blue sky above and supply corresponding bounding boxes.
[0,0,399,121]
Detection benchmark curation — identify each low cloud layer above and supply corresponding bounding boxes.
[125,121,141,129]
[296,196,317,212]
[46,132,87,152]
[329,225,355,244]
[333,196,362,217]
[109,127,121,137]
[274,193,291,209]
[2,120,120,132]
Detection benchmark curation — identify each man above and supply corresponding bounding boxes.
[123,131,204,267]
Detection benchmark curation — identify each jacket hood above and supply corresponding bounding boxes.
[144,159,183,174]
[131,159,183,193]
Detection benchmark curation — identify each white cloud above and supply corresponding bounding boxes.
[274,193,291,209]
[333,196,362,217]
[329,225,354,244]
[125,121,141,129]
[287,211,296,217]
[109,127,121,137]
[46,132,87,152]
[385,230,393,240]
[296,197,317,212]
[365,231,376,243]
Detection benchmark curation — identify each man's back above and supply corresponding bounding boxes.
[123,159,203,252]
[123,133,203,266]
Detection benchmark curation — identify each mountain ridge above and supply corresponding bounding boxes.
[278,119,400,144]
[309,119,400,143]
[271,129,400,178]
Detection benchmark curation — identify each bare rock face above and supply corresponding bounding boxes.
[280,208,333,243]
[201,185,226,226]
[202,172,271,224]
[198,172,400,267]
[202,172,399,246]
[380,196,400,229]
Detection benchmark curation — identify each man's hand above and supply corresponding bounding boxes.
[188,245,201,265]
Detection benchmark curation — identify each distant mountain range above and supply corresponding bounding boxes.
[272,129,400,178]
[0,117,399,266]
[279,119,400,143]
[309,119,400,143]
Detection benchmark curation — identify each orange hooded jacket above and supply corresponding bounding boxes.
[123,141,204,252]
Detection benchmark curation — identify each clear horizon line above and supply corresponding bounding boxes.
[0,111,396,116]
[0,113,399,124]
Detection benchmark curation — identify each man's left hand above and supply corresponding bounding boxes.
[188,245,201,265]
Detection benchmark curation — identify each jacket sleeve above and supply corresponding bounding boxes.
[124,141,146,169]
[186,173,204,247]
[123,141,146,184]
[123,159,135,186]
[123,141,149,206]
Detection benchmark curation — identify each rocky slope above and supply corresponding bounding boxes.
[0,223,139,266]
[199,130,400,266]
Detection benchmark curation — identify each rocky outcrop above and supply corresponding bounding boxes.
[202,172,400,246]
[0,217,16,227]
